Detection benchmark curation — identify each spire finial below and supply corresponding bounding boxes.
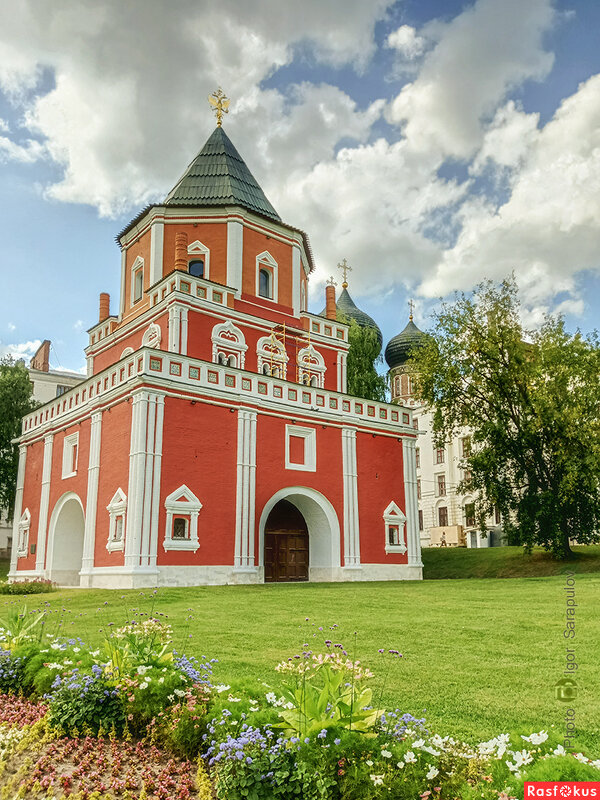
[208,87,230,127]
[337,258,352,289]
[326,276,337,287]
[408,299,415,321]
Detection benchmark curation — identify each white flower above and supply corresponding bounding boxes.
[174,689,185,697]
[366,760,373,767]
[404,751,416,764]
[227,695,241,702]
[51,643,61,650]
[553,744,567,757]
[139,681,149,690]
[370,775,384,785]
[137,665,149,675]
[45,662,63,670]
[168,694,175,702]
[265,692,277,704]
[522,731,548,745]
[426,765,439,780]
[396,761,404,769]
[215,684,230,693]
[511,750,534,767]
[381,750,392,758]
[413,738,425,749]
[72,647,80,653]
[158,677,164,683]
[421,745,441,756]
[574,752,589,764]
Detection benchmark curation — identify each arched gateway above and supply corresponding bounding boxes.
[259,487,341,582]
[47,492,85,586]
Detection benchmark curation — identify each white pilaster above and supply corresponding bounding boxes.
[119,249,127,320]
[34,434,54,574]
[336,352,348,393]
[140,393,164,568]
[234,409,257,570]
[148,395,165,569]
[168,306,181,353]
[81,412,102,578]
[125,392,149,569]
[8,445,27,578]
[292,246,301,316]
[226,220,243,294]
[342,427,360,566]
[180,307,188,356]
[150,220,164,285]
[403,437,423,566]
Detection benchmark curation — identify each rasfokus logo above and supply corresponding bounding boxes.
[524,783,600,797]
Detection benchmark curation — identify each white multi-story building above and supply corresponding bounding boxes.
[0,341,82,557]
[385,315,504,549]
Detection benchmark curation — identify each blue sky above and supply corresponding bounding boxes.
[0,0,599,371]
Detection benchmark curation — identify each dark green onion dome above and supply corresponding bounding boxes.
[385,318,428,369]
[321,287,383,351]
[164,126,281,221]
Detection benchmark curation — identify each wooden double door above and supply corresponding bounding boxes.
[264,499,309,583]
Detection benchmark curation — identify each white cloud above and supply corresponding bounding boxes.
[386,0,555,161]
[386,25,426,60]
[0,339,41,362]
[0,135,44,163]
[7,322,16,332]
[471,101,539,174]
[420,74,600,319]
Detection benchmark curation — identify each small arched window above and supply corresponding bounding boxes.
[188,259,204,278]
[259,268,271,299]
[134,268,144,303]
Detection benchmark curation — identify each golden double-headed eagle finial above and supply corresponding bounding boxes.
[208,87,230,127]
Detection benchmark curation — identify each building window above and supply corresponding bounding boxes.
[438,506,448,527]
[62,433,79,478]
[415,448,420,469]
[285,425,316,472]
[164,485,201,552]
[435,447,445,464]
[56,385,70,397]
[383,501,407,554]
[463,469,472,486]
[130,255,144,305]
[106,488,127,552]
[461,436,471,457]
[16,509,31,558]
[413,417,419,430]
[297,345,326,389]
[418,509,423,531]
[259,268,272,298]
[436,474,446,497]
[464,502,476,528]
[256,251,278,301]
[212,321,247,369]
[416,479,421,500]
[495,506,501,524]
[257,335,288,380]
[188,259,204,278]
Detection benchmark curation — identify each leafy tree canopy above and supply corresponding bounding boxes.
[0,357,36,521]
[409,278,600,559]
[342,318,387,402]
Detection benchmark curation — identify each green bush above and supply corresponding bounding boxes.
[46,666,125,736]
[0,579,56,594]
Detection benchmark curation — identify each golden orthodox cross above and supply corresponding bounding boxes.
[326,276,337,287]
[208,87,230,127]
[408,299,415,321]
[337,258,352,288]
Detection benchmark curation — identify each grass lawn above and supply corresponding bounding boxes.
[0,558,9,581]
[422,544,600,579]
[3,573,598,754]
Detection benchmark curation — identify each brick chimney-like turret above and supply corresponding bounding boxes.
[174,232,188,272]
[325,280,337,320]
[30,339,51,372]
[99,292,110,322]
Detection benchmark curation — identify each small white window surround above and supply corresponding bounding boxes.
[257,335,288,380]
[131,255,144,306]
[16,508,31,558]
[211,320,247,368]
[164,485,202,552]
[106,488,127,552]
[255,251,278,302]
[285,425,317,472]
[141,322,162,349]
[298,345,326,389]
[383,501,407,554]
[62,433,79,479]
[187,240,210,280]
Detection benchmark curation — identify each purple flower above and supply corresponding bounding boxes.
[317,729,327,739]
[334,738,341,745]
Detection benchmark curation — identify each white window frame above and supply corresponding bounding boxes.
[106,488,127,552]
[187,240,210,280]
[383,501,407,554]
[62,432,79,478]
[164,485,202,552]
[16,508,31,558]
[298,345,326,388]
[257,335,288,379]
[285,425,316,472]
[141,322,162,349]
[211,320,247,369]
[255,251,278,302]
[131,255,144,306]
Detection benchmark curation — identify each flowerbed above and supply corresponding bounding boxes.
[0,606,598,799]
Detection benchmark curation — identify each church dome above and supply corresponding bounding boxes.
[385,318,428,369]
[322,288,383,350]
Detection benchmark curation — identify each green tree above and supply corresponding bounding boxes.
[343,320,387,402]
[0,357,36,521]
[409,278,600,559]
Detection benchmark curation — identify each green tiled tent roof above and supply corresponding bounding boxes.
[164,126,281,221]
